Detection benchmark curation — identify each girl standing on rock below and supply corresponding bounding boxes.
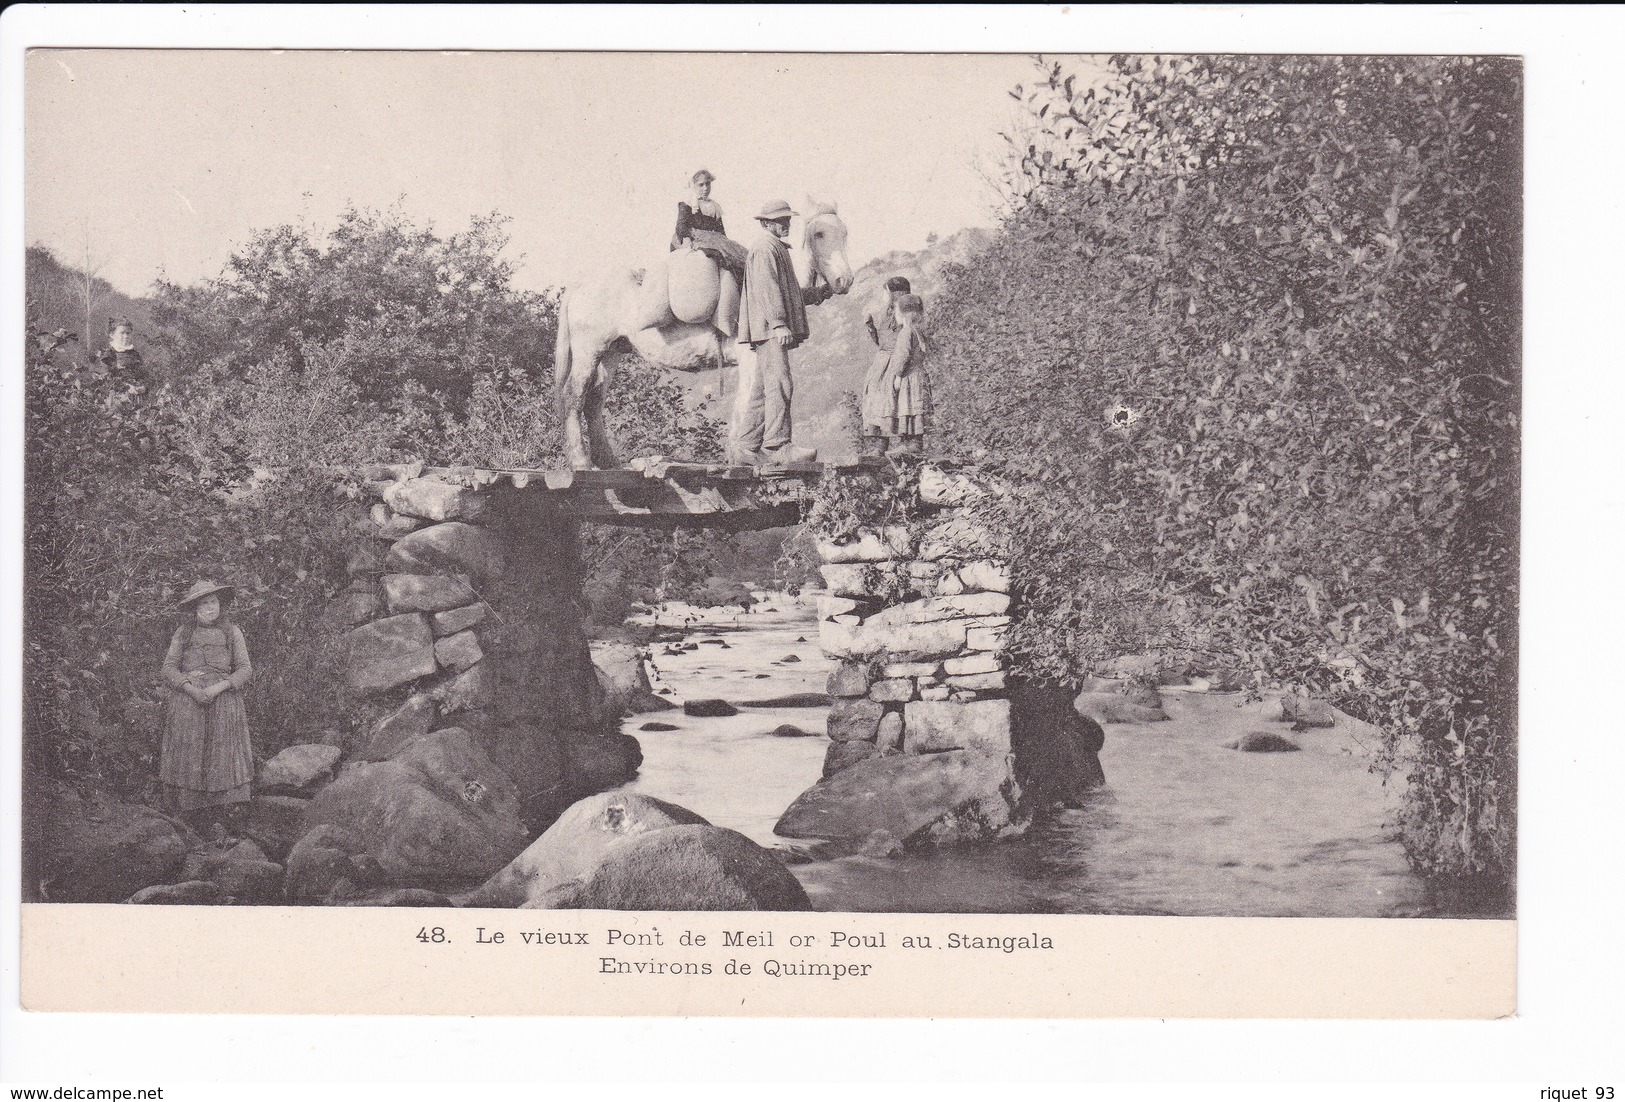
[159,580,254,836]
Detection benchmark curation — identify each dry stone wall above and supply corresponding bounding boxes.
[338,465,637,842]
[776,464,1105,852]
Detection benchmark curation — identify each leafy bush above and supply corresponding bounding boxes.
[23,322,370,793]
[25,205,734,797]
[927,55,1520,907]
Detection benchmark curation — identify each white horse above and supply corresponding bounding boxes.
[554,199,854,469]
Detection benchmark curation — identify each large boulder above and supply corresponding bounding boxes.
[1226,731,1302,753]
[461,791,710,908]
[822,740,877,778]
[356,693,438,761]
[302,728,528,885]
[683,698,738,718]
[244,794,311,861]
[550,825,812,912]
[776,751,1024,848]
[346,613,437,694]
[591,642,671,716]
[384,477,487,523]
[257,744,343,795]
[386,522,505,586]
[1010,685,1107,808]
[381,573,480,614]
[210,856,285,904]
[567,732,644,791]
[1072,690,1168,725]
[284,823,385,904]
[29,781,188,903]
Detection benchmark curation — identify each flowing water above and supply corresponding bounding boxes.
[615,596,1425,917]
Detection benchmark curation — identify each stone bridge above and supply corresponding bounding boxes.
[329,457,1104,875]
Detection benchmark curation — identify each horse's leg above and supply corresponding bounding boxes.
[559,347,594,471]
[562,326,617,470]
[585,356,620,470]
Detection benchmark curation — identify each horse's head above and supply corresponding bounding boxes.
[803,198,853,295]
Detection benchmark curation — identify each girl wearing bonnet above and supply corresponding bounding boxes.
[159,579,254,834]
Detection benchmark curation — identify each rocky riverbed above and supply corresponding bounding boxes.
[28,588,1424,916]
[617,593,1426,917]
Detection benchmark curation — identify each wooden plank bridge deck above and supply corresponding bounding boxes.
[395,457,894,530]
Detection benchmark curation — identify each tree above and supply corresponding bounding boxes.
[150,204,561,458]
[929,55,1520,907]
[26,206,731,794]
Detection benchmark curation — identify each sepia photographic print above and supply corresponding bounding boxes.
[12,32,1523,1022]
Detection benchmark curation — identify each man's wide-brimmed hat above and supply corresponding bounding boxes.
[692,168,716,184]
[178,580,235,608]
[755,199,797,222]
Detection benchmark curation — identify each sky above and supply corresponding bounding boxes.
[24,49,1061,297]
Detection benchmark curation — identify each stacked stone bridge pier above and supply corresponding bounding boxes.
[334,457,1104,870]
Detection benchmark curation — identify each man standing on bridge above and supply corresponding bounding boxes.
[730,199,821,465]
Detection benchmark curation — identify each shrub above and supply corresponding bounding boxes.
[928,55,1520,907]
[25,206,734,797]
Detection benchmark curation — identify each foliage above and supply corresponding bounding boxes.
[799,462,933,604]
[928,55,1520,905]
[23,321,371,794]
[25,206,733,798]
[149,204,559,456]
[26,245,159,375]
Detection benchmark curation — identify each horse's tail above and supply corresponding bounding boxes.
[553,293,572,416]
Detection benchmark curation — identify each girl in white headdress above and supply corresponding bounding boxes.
[672,168,747,277]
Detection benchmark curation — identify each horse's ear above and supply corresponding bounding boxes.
[806,195,836,216]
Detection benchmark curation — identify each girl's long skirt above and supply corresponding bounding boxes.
[860,349,894,434]
[161,688,253,813]
[861,349,932,437]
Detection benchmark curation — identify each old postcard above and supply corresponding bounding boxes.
[12,36,1520,1025]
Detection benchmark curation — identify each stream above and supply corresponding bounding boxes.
[613,594,1426,917]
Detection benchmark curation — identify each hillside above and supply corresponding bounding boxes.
[670,225,997,458]
[792,225,996,455]
[25,245,161,374]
